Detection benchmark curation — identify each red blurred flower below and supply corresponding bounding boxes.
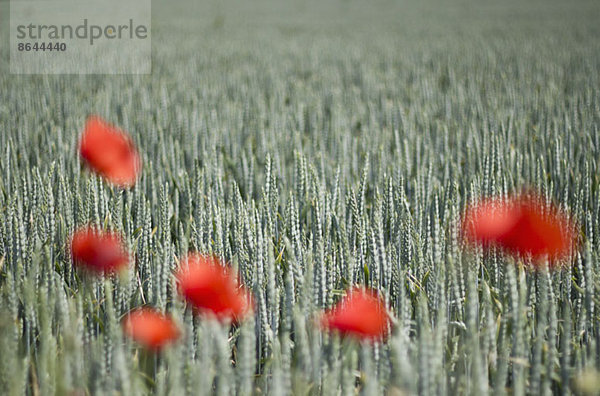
[122,308,180,350]
[462,199,521,245]
[320,287,390,341]
[176,254,252,322]
[462,194,576,261]
[79,115,141,187]
[70,227,129,275]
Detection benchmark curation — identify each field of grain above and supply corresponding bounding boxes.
[1,0,600,394]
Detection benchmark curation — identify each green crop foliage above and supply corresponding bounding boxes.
[1,0,600,394]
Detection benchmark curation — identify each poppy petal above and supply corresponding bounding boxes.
[122,308,180,350]
[320,287,389,340]
[462,194,576,263]
[70,227,129,275]
[462,198,520,245]
[498,198,575,260]
[176,254,252,322]
[79,116,141,187]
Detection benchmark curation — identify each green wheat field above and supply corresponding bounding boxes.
[1,0,600,394]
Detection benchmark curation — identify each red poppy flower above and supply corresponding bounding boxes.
[79,115,141,187]
[462,194,576,261]
[462,198,521,245]
[175,254,252,322]
[122,308,180,350]
[70,227,129,274]
[320,287,390,341]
